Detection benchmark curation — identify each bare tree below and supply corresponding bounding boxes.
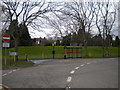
[94,1,117,57]
[2,0,54,60]
[47,15,66,38]
[2,0,53,44]
[2,0,54,29]
[55,1,95,57]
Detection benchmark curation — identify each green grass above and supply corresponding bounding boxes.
[81,46,102,58]
[3,46,119,59]
[16,46,64,59]
[82,46,119,58]
[2,60,34,69]
[2,46,119,69]
[108,47,119,57]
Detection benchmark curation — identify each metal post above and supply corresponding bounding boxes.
[4,47,7,66]
[10,56,11,66]
[53,46,54,59]
[72,48,73,58]
[64,46,67,59]
[81,47,82,58]
[52,44,55,59]
[76,48,78,58]
[26,54,28,61]
[14,55,16,63]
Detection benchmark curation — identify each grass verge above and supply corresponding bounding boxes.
[2,46,119,69]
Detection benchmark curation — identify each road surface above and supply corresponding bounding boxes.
[2,58,118,88]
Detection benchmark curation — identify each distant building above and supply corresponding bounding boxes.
[35,37,48,46]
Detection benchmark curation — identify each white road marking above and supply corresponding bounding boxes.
[66,86,71,90]
[8,71,12,74]
[87,63,90,64]
[68,86,71,89]
[81,64,85,67]
[75,67,79,70]
[2,73,7,76]
[67,77,72,82]
[70,70,75,74]
[13,70,16,72]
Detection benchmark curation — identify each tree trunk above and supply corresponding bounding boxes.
[102,46,105,57]
[102,38,105,57]
[85,46,87,57]
[105,45,109,57]
[84,41,88,57]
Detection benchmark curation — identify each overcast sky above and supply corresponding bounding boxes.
[1,0,119,39]
[28,0,119,39]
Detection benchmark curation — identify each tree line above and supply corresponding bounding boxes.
[61,33,120,47]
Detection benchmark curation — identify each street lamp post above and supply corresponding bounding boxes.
[52,42,56,59]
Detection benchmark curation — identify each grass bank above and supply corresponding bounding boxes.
[2,46,119,69]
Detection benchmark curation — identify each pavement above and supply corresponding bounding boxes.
[2,58,118,88]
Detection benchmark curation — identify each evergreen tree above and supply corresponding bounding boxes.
[115,36,120,46]
[19,24,32,46]
[62,34,71,46]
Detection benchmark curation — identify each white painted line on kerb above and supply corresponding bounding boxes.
[81,64,85,67]
[87,63,90,65]
[8,71,12,74]
[2,73,7,76]
[67,77,72,82]
[75,67,79,70]
[68,86,71,89]
[70,70,75,74]
[13,70,16,72]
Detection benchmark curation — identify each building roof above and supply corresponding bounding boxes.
[35,37,47,41]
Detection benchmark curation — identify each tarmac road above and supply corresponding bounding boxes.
[2,58,118,88]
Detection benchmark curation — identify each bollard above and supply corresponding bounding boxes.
[64,55,67,59]
[10,56,11,66]
[14,55,16,63]
[25,54,28,61]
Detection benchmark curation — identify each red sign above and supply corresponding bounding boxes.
[2,34,10,42]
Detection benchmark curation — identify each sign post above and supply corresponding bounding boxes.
[4,47,7,65]
[2,34,10,65]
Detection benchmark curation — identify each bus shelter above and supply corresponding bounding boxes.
[64,46,82,59]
